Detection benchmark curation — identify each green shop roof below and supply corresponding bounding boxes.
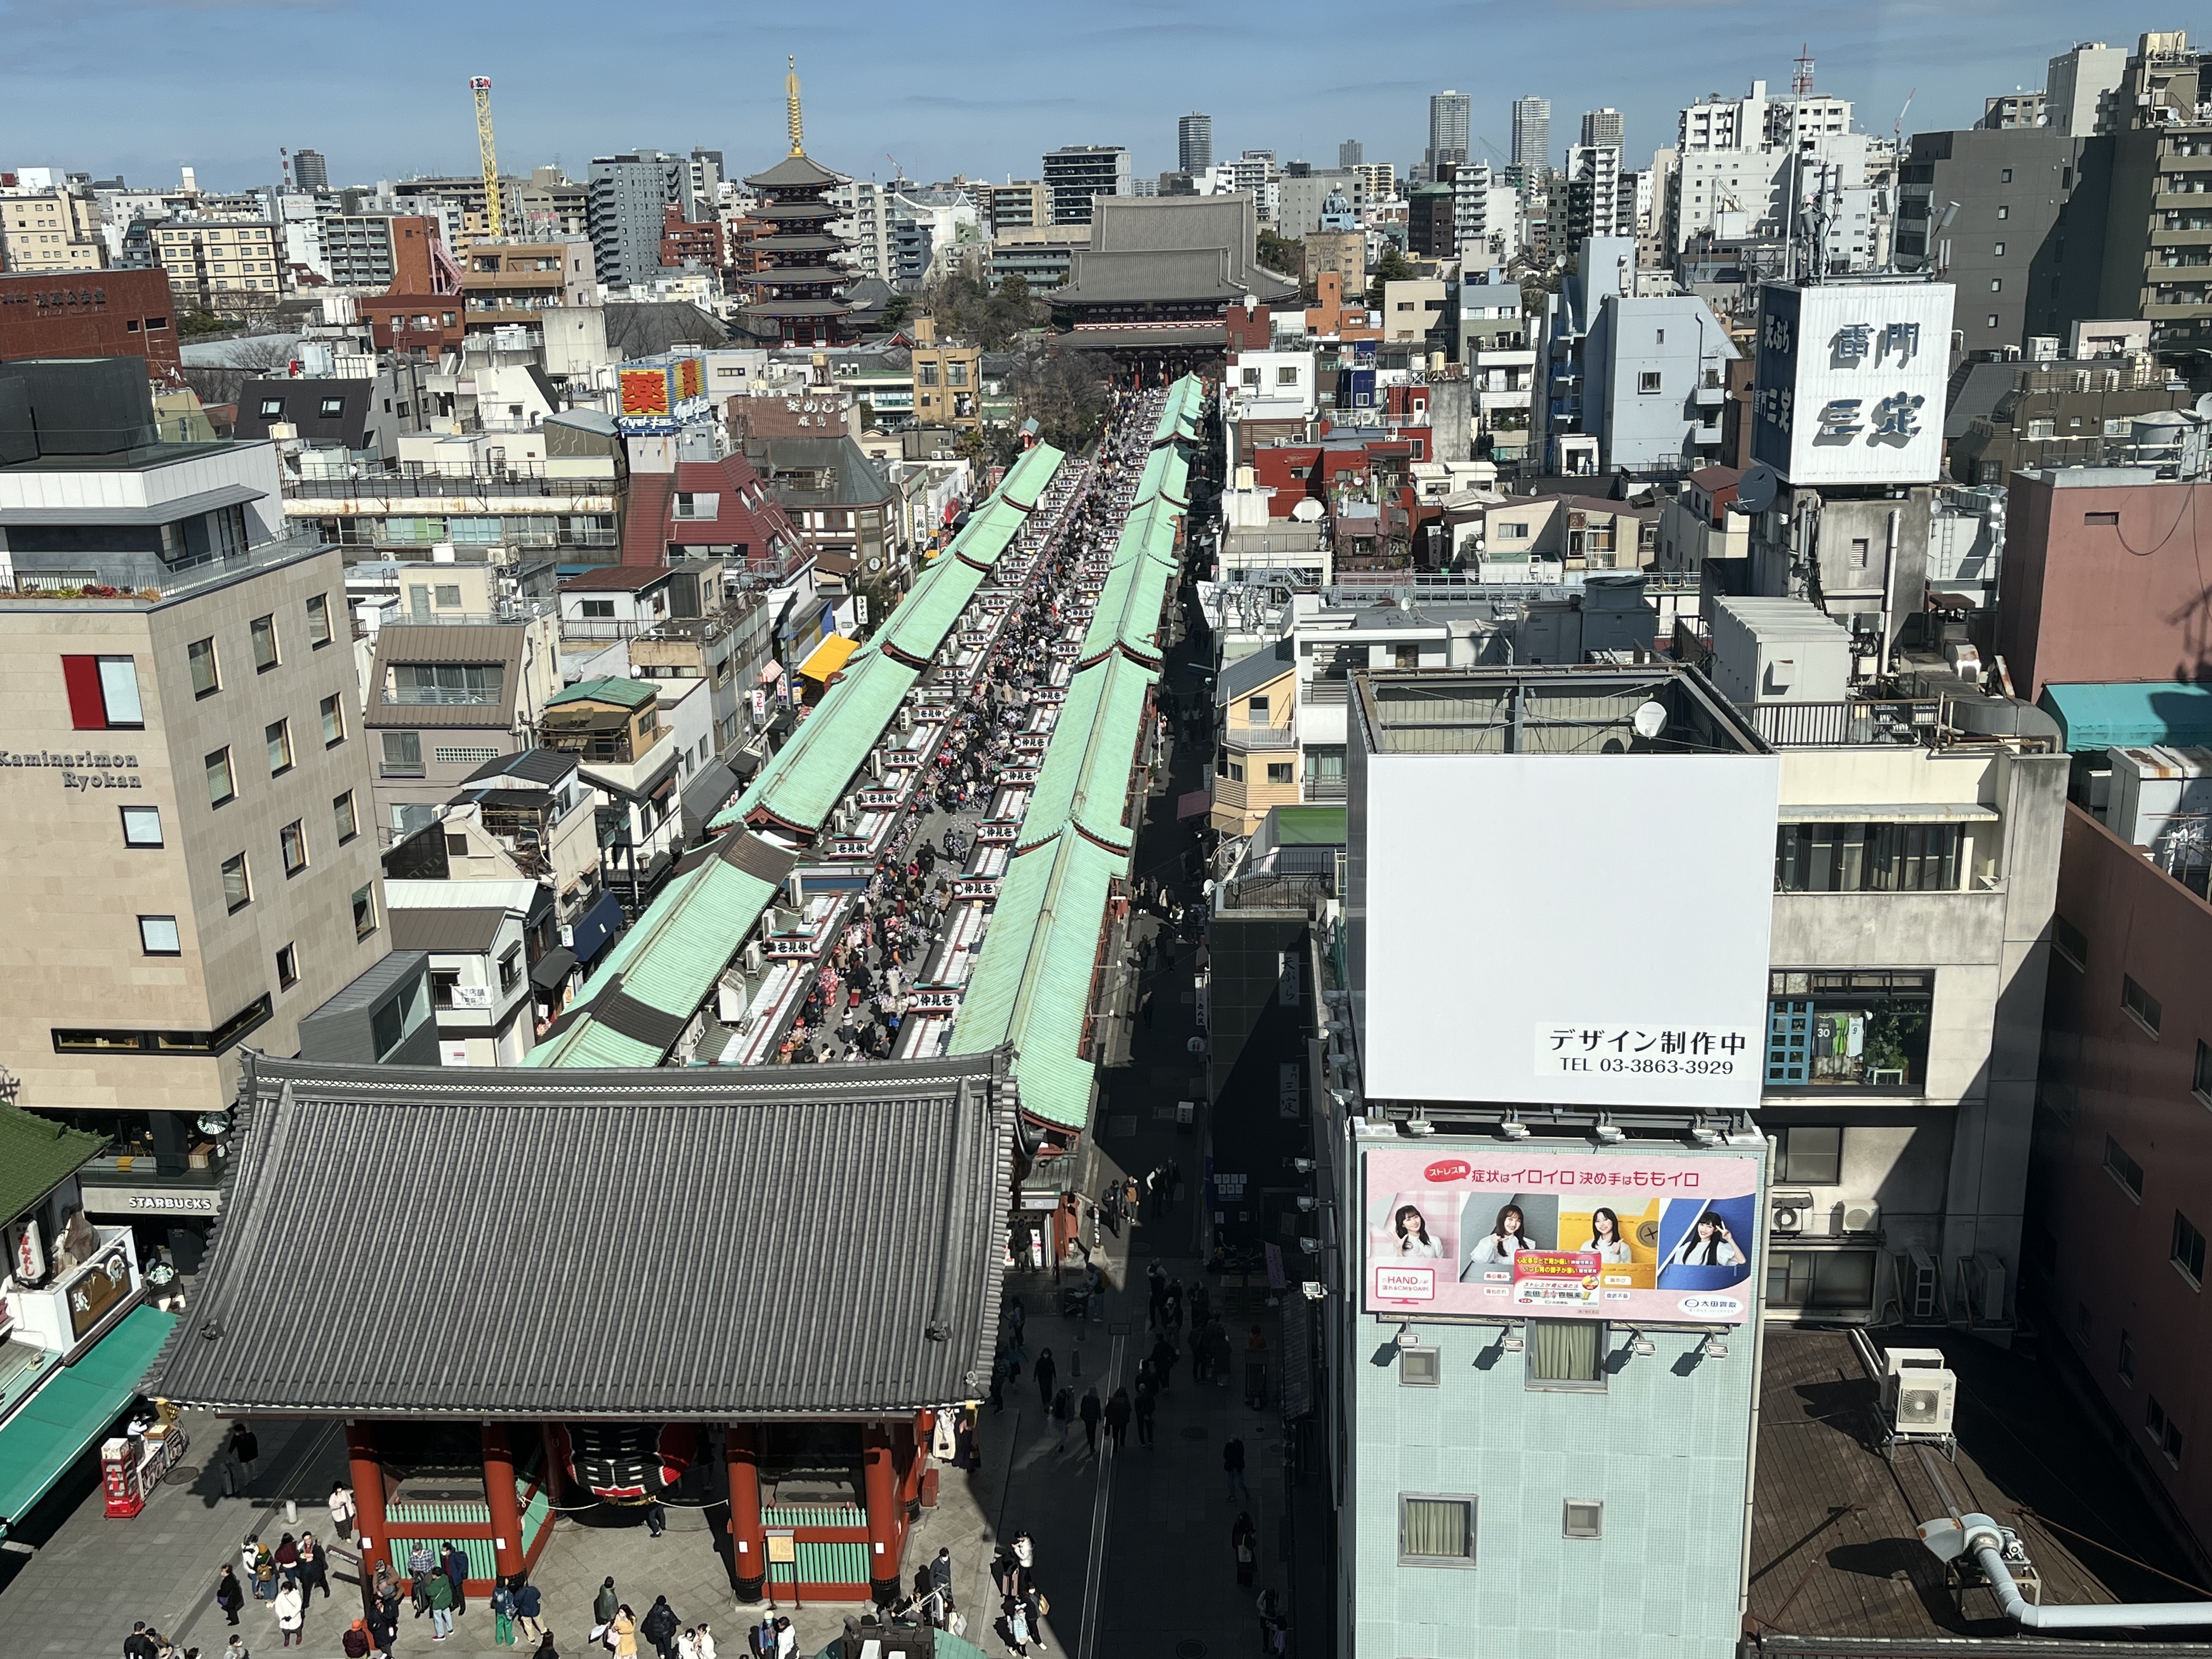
[0,1105,105,1225]
[547,675,656,710]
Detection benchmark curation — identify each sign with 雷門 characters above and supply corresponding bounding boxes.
[1751,280,1954,487]
[1363,1144,1763,1327]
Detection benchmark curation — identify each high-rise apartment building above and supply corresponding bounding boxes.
[1426,91,1472,176]
[291,148,329,193]
[1582,108,1625,149]
[1,187,106,274]
[1564,144,1626,241]
[2045,40,2129,136]
[585,150,692,288]
[1042,145,1132,226]
[1512,97,1552,172]
[1178,114,1214,177]
[1338,139,1364,169]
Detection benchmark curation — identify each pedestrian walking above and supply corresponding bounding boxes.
[641,1595,679,1659]
[1079,1385,1102,1454]
[1224,1436,1250,1505]
[930,1548,953,1599]
[215,1566,245,1626]
[1023,1585,1051,1653]
[328,1482,357,1544]
[1034,1346,1057,1410]
[125,1621,159,1659]
[1104,1387,1131,1449]
[425,1565,455,1641]
[343,1618,374,1657]
[227,1420,260,1491]
[1133,1383,1156,1448]
[274,1580,304,1648]
[1012,1531,1035,1581]
[594,1578,621,1629]
[1231,1513,1257,1587]
[645,1498,667,1539]
[297,1534,330,1601]
[251,1544,278,1602]
[441,1541,468,1615]
[1050,1385,1074,1447]
[490,1578,517,1647]
[532,1634,558,1659]
[1146,1262,1167,1327]
[514,1578,544,1642]
[611,1606,639,1658]
[1002,1593,1031,1658]
[1149,1333,1178,1390]
[774,1615,796,1659]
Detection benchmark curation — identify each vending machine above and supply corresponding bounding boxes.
[101,1437,145,1519]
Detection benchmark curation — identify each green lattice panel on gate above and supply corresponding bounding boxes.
[761,1504,866,1527]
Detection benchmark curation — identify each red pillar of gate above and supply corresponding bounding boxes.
[862,1422,900,1604]
[347,1420,390,1583]
[482,1422,525,1581]
[726,1424,769,1603]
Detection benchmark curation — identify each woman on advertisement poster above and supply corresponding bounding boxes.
[1387,1203,1446,1260]
[1663,1209,1746,1268]
[1582,1207,1633,1264]
[1467,1203,1534,1266]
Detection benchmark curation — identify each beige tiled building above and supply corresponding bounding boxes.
[1,188,105,273]
[152,219,285,314]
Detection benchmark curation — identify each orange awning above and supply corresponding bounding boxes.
[797,634,861,681]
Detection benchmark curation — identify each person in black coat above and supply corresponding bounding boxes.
[641,1595,681,1659]
[215,1565,246,1626]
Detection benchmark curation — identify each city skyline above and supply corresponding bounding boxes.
[0,0,2145,191]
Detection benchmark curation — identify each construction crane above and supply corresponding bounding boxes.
[470,76,503,240]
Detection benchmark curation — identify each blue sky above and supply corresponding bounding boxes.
[0,0,2141,193]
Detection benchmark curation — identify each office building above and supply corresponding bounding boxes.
[985,180,1048,234]
[1897,126,2093,355]
[1426,90,1472,177]
[1512,96,1552,172]
[149,219,283,315]
[586,150,692,288]
[2045,40,2130,135]
[1178,114,1214,177]
[0,360,384,1153]
[0,270,180,383]
[1043,145,1132,226]
[1339,139,1364,169]
[291,148,329,193]
[1581,107,1624,149]
[1,186,105,274]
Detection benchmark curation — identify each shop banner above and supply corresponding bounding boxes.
[1363,1144,1761,1326]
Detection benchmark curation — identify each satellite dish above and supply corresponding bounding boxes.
[1737,461,1781,515]
[1631,701,1669,741]
[1291,498,1326,522]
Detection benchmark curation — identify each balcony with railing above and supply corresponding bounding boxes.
[1224,723,1299,751]
[376,597,556,630]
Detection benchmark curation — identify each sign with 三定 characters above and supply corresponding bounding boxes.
[1362,1144,1763,1327]
[1751,280,1953,487]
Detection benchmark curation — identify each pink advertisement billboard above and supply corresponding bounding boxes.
[1362,1144,1763,1327]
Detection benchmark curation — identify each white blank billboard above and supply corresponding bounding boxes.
[1359,752,1779,1108]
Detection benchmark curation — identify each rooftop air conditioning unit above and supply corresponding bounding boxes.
[742,940,764,975]
[1884,1351,1958,1436]
[1770,1192,1815,1235]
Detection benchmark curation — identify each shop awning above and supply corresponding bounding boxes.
[529,946,578,991]
[0,1305,178,1538]
[798,634,860,681]
[569,888,627,963]
[758,660,785,684]
[1177,789,1213,820]
[2038,681,2212,754]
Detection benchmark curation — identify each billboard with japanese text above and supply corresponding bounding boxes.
[1363,1143,1763,1326]
[1751,281,1953,486]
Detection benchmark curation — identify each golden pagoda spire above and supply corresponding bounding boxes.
[786,56,805,157]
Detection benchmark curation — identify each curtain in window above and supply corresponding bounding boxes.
[1403,1498,1470,1559]
[1529,1318,1602,1383]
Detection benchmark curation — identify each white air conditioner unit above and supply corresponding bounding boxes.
[742,940,764,975]
[1770,1191,1815,1235]
[1886,1355,1958,1435]
[1834,1199,1881,1237]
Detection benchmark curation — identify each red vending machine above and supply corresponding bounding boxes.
[101,1437,145,1519]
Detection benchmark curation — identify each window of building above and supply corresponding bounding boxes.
[579,599,616,620]
[205,747,235,808]
[1987,314,2000,328]
[318,397,345,418]
[1993,241,2006,256]
[276,943,298,990]
[1277,365,1299,386]
[280,819,308,877]
[1226,758,1245,783]
[2000,168,2013,184]
[1767,970,1933,1090]
[250,614,279,672]
[352,883,378,940]
[2125,974,2163,1036]
[333,789,358,845]
[221,852,251,913]
[1266,761,1294,785]
[1996,205,2010,219]
[2147,1395,2185,1466]
[1990,278,2003,292]
[258,398,284,417]
[61,656,144,730]
[1527,1319,1605,1389]
[1562,1500,1604,1540]
[390,663,500,704]
[186,636,221,698]
[2176,1211,2207,1286]
[265,718,292,777]
[2121,1327,2136,1381]
[1398,1496,1476,1567]
[1638,371,1662,393]
[321,693,346,747]
[1247,695,1271,719]
[918,364,940,387]
[2027,418,2056,439]
[2106,1135,2147,1200]
[2053,915,2089,969]
[2196,1039,2212,1107]
[1240,367,1260,387]
[138,915,180,956]
[499,944,523,994]
[381,731,424,778]
[1400,1346,1441,1386]
[1774,823,1960,893]
[1778,1125,1843,1186]
[120,805,163,848]
[1766,1248,1877,1311]
[307,593,333,647]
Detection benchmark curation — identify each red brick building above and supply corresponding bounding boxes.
[659,206,726,273]
[0,270,182,382]
[1996,469,2212,697]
